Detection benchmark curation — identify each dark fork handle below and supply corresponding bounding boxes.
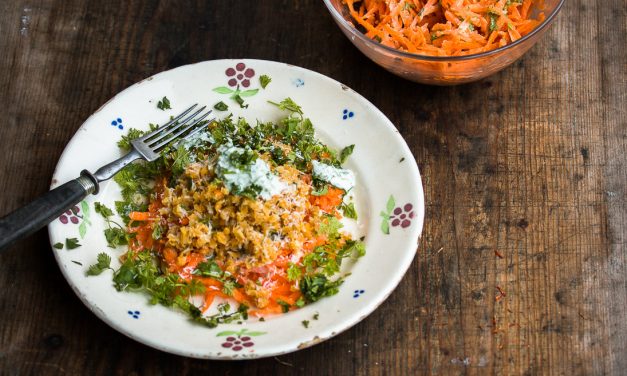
[0,173,97,252]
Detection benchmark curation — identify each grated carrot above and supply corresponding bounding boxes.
[344,0,544,56]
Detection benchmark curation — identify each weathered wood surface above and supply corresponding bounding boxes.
[0,0,624,375]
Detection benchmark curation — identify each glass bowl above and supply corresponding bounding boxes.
[323,0,565,85]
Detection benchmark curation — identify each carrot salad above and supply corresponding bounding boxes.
[344,0,545,56]
[90,97,364,328]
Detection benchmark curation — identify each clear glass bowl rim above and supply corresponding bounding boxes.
[322,0,566,62]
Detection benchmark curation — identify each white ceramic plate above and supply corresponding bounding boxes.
[48,59,424,359]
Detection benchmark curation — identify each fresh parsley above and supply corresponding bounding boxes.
[95,202,128,248]
[86,252,112,276]
[157,96,171,110]
[287,262,302,282]
[300,274,343,303]
[214,101,229,111]
[66,238,81,250]
[489,12,499,32]
[339,144,355,164]
[277,300,291,313]
[234,94,248,109]
[53,242,64,250]
[259,75,271,89]
[341,202,358,219]
[268,97,303,115]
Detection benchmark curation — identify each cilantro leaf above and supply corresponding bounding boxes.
[287,262,302,282]
[194,261,223,279]
[318,216,343,236]
[94,202,114,218]
[259,75,271,89]
[300,274,343,303]
[104,228,127,248]
[214,101,229,111]
[489,12,499,32]
[222,280,236,296]
[66,238,81,250]
[86,252,112,276]
[151,224,163,240]
[268,98,303,115]
[310,185,329,196]
[53,242,64,250]
[339,144,355,164]
[157,96,171,110]
[277,300,290,313]
[341,202,358,219]
[117,128,144,150]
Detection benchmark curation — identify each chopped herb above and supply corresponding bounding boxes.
[194,260,223,279]
[277,300,291,313]
[300,274,343,303]
[403,2,416,10]
[287,262,302,282]
[71,260,83,266]
[94,202,114,218]
[268,97,303,115]
[214,101,229,111]
[311,184,329,196]
[66,238,81,250]
[117,128,145,150]
[222,280,236,296]
[95,202,128,248]
[86,252,112,276]
[259,75,272,89]
[152,223,163,240]
[259,317,265,322]
[157,96,171,110]
[318,216,343,236]
[339,144,355,164]
[193,303,249,328]
[295,297,305,308]
[341,202,358,219]
[399,157,405,163]
[489,12,499,32]
[104,228,128,248]
[313,313,319,320]
[53,242,64,250]
[302,320,310,328]
[374,35,382,43]
[234,94,248,109]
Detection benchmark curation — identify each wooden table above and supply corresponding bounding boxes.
[0,1,624,374]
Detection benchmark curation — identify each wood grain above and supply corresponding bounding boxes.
[0,0,624,375]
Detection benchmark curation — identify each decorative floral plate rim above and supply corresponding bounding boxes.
[48,59,424,359]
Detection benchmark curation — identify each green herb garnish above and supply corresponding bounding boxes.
[302,320,310,328]
[259,75,272,89]
[341,202,358,219]
[157,96,171,110]
[86,252,112,276]
[339,144,355,164]
[214,101,229,111]
[66,238,81,250]
[53,242,64,250]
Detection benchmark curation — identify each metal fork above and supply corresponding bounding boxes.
[0,104,212,251]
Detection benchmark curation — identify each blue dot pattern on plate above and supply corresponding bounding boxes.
[127,310,140,319]
[293,78,305,87]
[111,118,124,130]
[342,109,354,120]
[353,289,365,298]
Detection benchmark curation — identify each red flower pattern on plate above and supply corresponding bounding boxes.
[390,203,415,228]
[225,63,255,88]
